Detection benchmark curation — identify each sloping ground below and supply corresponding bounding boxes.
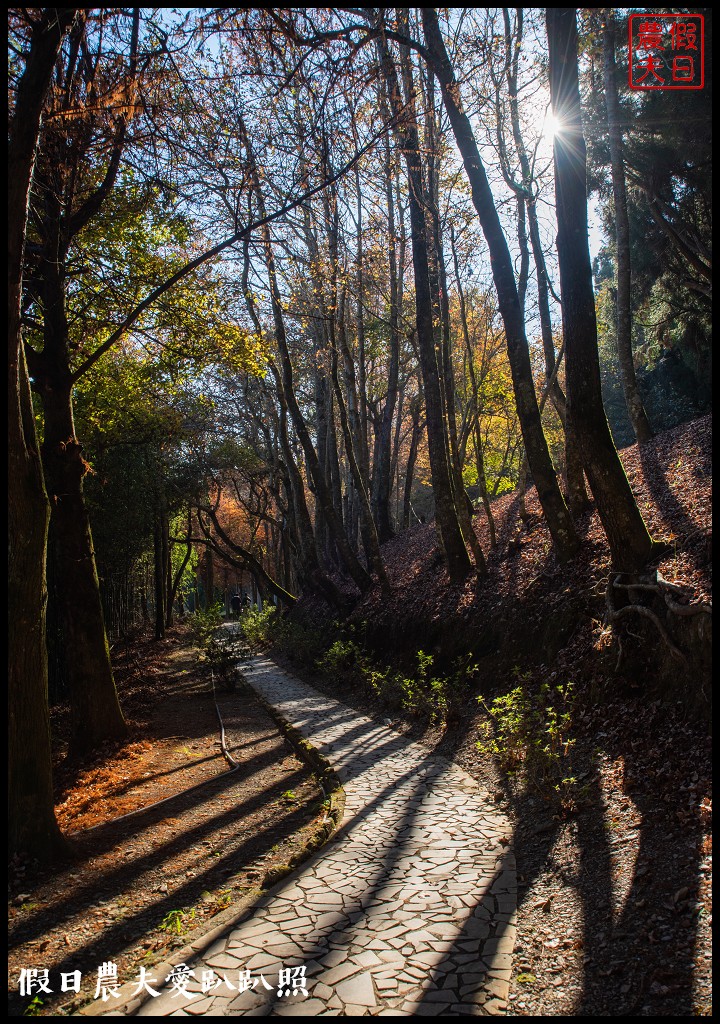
[306,414,711,684]
[8,628,328,1017]
[7,415,711,1017]
[281,413,712,1016]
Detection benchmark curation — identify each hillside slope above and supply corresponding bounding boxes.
[281,413,712,1016]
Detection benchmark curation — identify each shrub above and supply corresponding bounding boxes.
[238,605,278,648]
[190,603,241,692]
[319,638,364,673]
[477,673,577,808]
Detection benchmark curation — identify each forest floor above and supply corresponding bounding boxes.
[268,412,713,1017]
[8,625,329,1017]
[7,413,712,1017]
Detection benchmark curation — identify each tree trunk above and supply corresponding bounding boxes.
[8,7,80,857]
[154,509,166,639]
[163,507,173,628]
[21,7,133,759]
[451,225,498,550]
[34,278,126,754]
[376,27,472,581]
[370,99,401,543]
[8,350,66,856]
[203,547,214,609]
[316,183,389,586]
[498,8,590,511]
[547,7,657,572]
[353,164,371,488]
[330,323,391,588]
[270,364,324,585]
[402,396,423,531]
[167,517,192,627]
[238,119,374,593]
[425,85,487,575]
[602,9,653,443]
[422,9,579,565]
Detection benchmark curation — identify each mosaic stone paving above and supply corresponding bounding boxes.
[129,654,516,1016]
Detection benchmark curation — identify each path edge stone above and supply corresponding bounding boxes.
[70,670,346,1018]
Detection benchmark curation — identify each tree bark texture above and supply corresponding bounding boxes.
[450,227,497,549]
[547,7,656,572]
[370,101,401,543]
[32,241,127,752]
[602,9,653,444]
[8,7,80,857]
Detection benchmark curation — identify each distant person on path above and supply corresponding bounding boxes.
[242,594,252,613]
[230,593,242,619]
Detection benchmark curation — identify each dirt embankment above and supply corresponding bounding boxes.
[278,413,712,1016]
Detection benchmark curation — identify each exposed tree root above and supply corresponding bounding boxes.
[603,570,710,668]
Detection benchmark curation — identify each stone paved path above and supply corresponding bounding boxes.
[133,654,515,1016]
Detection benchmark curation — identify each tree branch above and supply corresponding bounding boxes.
[71,117,397,382]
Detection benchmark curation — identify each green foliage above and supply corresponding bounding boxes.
[322,638,475,726]
[235,609,477,726]
[158,907,195,936]
[238,606,280,648]
[595,280,710,447]
[477,672,577,808]
[190,604,241,691]
[237,607,330,672]
[190,602,225,647]
[272,619,328,671]
[319,638,364,673]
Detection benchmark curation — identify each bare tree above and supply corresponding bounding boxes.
[420,9,580,564]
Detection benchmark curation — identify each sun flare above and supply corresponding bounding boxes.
[544,112,563,139]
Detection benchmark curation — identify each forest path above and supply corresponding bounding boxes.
[129,652,515,1017]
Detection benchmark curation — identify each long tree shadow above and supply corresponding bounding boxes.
[9,745,317,950]
[638,441,711,573]
[11,681,506,1017]
[575,734,704,1015]
[224,762,511,1016]
[155,658,521,1017]
[461,715,705,1017]
[8,795,320,1017]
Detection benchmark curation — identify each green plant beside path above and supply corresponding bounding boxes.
[190,604,246,692]
[477,673,578,809]
[237,609,483,726]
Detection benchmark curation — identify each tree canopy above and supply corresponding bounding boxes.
[8,7,711,858]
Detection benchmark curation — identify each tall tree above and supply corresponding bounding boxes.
[492,8,588,513]
[546,7,657,572]
[239,118,375,594]
[9,6,79,857]
[420,9,580,565]
[602,8,653,443]
[374,19,474,581]
[25,10,141,754]
[422,58,487,575]
[369,81,402,544]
